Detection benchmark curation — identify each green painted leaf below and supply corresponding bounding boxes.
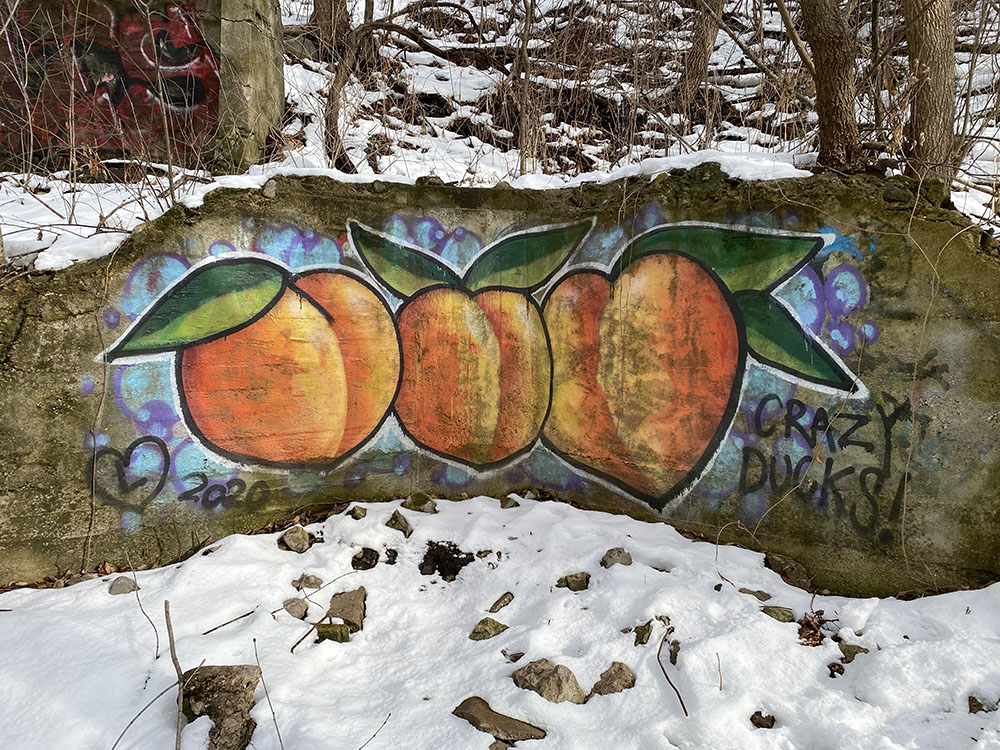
[614,226,824,292]
[736,291,855,390]
[464,220,593,292]
[106,258,287,359]
[349,220,460,298]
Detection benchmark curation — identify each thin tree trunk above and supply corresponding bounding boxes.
[902,0,956,183]
[800,0,862,169]
[312,0,351,61]
[674,0,724,116]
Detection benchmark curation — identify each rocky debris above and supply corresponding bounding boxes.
[500,496,520,509]
[315,623,351,643]
[556,572,590,591]
[477,550,493,558]
[291,574,323,590]
[56,572,99,588]
[750,711,776,728]
[764,552,811,589]
[761,606,796,623]
[181,665,261,750]
[969,695,998,714]
[490,741,513,750]
[503,649,525,663]
[352,548,379,571]
[469,617,508,641]
[402,492,438,513]
[600,548,632,568]
[588,662,635,698]
[489,592,514,613]
[385,548,398,565]
[386,510,413,538]
[738,587,772,601]
[108,576,138,595]
[278,525,312,553]
[452,696,546,742]
[347,505,367,520]
[282,598,308,620]
[328,587,366,632]
[419,541,474,581]
[522,490,538,500]
[633,620,653,646]
[838,643,869,664]
[511,658,586,704]
[827,662,845,678]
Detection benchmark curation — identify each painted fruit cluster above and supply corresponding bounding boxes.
[106,259,399,466]
[106,220,857,508]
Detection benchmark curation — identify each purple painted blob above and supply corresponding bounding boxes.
[102,307,121,330]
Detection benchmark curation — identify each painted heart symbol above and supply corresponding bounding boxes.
[87,436,170,514]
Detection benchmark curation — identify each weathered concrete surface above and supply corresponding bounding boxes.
[1,167,998,597]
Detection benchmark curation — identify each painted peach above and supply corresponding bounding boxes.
[180,271,399,465]
[395,287,550,465]
[543,253,742,501]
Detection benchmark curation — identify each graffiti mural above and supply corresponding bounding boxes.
[0,0,219,157]
[95,213,872,525]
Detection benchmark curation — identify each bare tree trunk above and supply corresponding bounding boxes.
[902,0,956,183]
[674,0,723,116]
[800,0,862,169]
[313,0,351,61]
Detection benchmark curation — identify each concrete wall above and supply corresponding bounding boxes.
[0,0,282,169]
[2,167,999,596]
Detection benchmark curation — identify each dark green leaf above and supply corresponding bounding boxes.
[736,291,856,390]
[106,258,286,359]
[464,220,593,292]
[614,225,823,292]
[349,220,460,298]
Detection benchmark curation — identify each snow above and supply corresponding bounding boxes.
[2,496,999,749]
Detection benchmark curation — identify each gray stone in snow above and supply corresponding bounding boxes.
[511,658,586,704]
[351,548,379,570]
[347,505,367,520]
[633,620,652,646]
[500,496,520,509]
[600,548,632,568]
[556,572,590,591]
[452,696,546,741]
[181,664,261,750]
[328,586,366,632]
[108,576,139,595]
[282,598,308,620]
[588,662,636,698]
[386,510,413,538]
[469,617,508,641]
[278,525,311,553]
[402,492,438,513]
[739,587,772,602]
[489,592,514,613]
[291,574,323,590]
[761,606,796,623]
[315,623,351,643]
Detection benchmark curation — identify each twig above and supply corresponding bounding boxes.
[357,713,391,750]
[110,660,205,750]
[164,601,185,750]
[773,0,815,77]
[656,628,688,717]
[124,550,159,659]
[254,638,286,750]
[716,653,723,691]
[201,609,256,636]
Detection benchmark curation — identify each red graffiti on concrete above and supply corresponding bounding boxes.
[0,0,219,158]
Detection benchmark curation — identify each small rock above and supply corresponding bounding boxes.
[750,711,775,729]
[476,550,492,558]
[838,643,869,664]
[347,505,367,520]
[827,662,845,678]
[522,490,538,500]
[291,574,323,590]
[181,665,261,750]
[511,658,586,704]
[402,492,438,513]
[588,662,635,698]
[328,587,366,632]
[108,576,139,595]
[764,552,811,589]
[386,509,413,538]
[452,696,546,742]
[633,620,653,646]
[761,606,796,623]
[489,592,514,613]
[503,650,525,663]
[556,572,590,591]
[489,741,513,750]
[385,548,398,565]
[738,587,772,602]
[315,623,351,643]
[969,695,998,714]
[469,617,508,641]
[282,598,308,620]
[600,548,632,568]
[500,496,520,509]
[278,525,311,554]
[261,179,277,199]
[351,548,379,571]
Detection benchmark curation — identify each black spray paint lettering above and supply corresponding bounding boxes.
[178,472,272,510]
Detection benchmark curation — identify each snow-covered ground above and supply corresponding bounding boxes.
[1,495,999,749]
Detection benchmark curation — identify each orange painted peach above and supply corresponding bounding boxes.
[179,271,399,465]
[543,253,742,500]
[395,287,550,465]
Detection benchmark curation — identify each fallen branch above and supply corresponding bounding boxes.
[201,608,256,636]
[254,638,286,750]
[164,600,185,750]
[656,628,688,717]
